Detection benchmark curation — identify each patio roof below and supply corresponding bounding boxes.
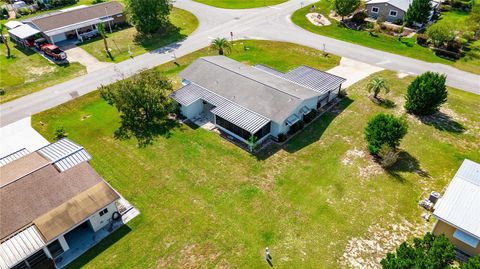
[0,226,46,269]
[38,138,92,172]
[255,65,346,94]
[171,83,270,134]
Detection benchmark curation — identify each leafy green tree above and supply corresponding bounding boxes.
[126,0,171,34]
[100,69,175,146]
[404,0,432,25]
[364,113,408,154]
[426,23,456,47]
[367,77,389,99]
[462,256,480,269]
[0,24,11,58]
[333,0,361,21]
[97,23,113,60]
[210,37,231,55]
[381,233,455,269]
[404,72,447,116]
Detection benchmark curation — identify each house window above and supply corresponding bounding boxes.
[453,229,480,248]
[99,208,109,217]
[389,10,398,17]
[372,7,379,13]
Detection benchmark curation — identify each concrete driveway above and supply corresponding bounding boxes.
[60,43,113,73]
[0,117,49,157]
[327,58,384,88]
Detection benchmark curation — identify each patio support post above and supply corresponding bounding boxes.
[75,29,82,42]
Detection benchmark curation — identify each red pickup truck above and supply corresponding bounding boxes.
[40,44,67,61]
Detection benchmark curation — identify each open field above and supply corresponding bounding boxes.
[291,1,480,74]
[0,46,86,104]
[79,8,199,62]
[33,40,480,268]
[193,0,287,9]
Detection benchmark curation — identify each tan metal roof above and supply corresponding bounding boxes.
[34,182,119,241]
[29,1,123,32]
[0,162,107,240]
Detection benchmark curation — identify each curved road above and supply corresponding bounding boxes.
[0,0,478,127]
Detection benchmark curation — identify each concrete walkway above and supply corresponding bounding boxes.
[327,58,384,88]
[0,117,49,157]
[60,44,113,73]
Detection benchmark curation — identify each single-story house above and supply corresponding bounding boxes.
[170,56,346,146]
[365,0,440,23]
[0,138,131,269]
[432,159,480,258]
[8,1,125,46]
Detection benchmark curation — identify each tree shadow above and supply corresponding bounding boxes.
[135,23,186,52]
[14,45,36,56]
[370,96,396,109]
[257,98,354,159]
[64,225,131,269]
[417,112,465,134]
[115,118,180,147]
[384,150,430,182]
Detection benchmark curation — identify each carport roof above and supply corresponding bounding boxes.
[7,24,40,39]
[28,1,123,33]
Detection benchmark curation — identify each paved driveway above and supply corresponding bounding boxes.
[327,58,384,88]
[0,117,49,157]
[60,44,113,73]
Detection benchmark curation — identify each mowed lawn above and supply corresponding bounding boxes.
[79,8,199,62]
[291,1,480,74]
[33,41,480,268]
[193,0,287,9]
[0,47,86,104]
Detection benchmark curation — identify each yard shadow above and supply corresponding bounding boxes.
[370,96,396,109]
[417,112,465,134]
[135,23,186,53]
[64,225,131,269]
[385,150,430,182]
[257,97,353,159]
[14,45,36,56]
[114,118,180,147]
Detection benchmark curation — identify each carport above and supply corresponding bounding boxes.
[7,23,40,47]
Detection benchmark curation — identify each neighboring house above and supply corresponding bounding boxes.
[432,159,480,258]
[8,1,125,46]
[365,0,440,23]
[170,56,346,146]
[0,138,136,269]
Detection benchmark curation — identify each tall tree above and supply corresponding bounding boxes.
[333,0,360,21]
[404,72,447,116]
[126,0,171,34]
[367,77,389,99]
[100,69,175,146]
[381,233,456,269]
[0,24,11,58]
[210,37,231,55]
[364,113,408,154]
[404,0,432,25]
[97,23,113,60]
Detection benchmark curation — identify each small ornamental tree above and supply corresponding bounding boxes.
[100,69,175,146]
[404,72,447,116]
[426,23,456,48]
[333,0,361,21]
[367,77,389,100]
[381,233,456,269]
[0,24,11,58]
[210,37,231,55]
[126,0,171,34]
[462,256,480,269]
[364,113,408,154]
[404,0,432,25]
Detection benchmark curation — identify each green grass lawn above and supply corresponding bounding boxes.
[79,8,199,62]
[291,1,480,74]
[0,46,86,104]
[193,0,287,9]
[33,41,479,268]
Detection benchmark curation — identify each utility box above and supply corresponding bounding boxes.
[429,191,441,204]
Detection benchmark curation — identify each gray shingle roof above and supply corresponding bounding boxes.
[179,56,320,123]
[171,83,270,133]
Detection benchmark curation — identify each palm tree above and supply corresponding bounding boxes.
[97,23,113,60]
[210,37,231,55]
[0,24,11,58]
[367,77,389,99]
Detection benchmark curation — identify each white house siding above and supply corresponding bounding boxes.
[180,99,202,119]
[57,235,70,252]
[88,202,118,232]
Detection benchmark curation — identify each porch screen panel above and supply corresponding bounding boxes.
[254,122,271,140]
[215,116,251,140]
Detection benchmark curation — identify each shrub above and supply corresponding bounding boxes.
[303,109,318,123]
[54,127,67,140]
[0,89,5,95]
[378,145,399,168]
[364,21,375,29]
[364,113,408,154]
[351,11,367,24]
[404,72,448,115]
[277,133,287,142]
[393,19,403,25]
[18,7,30,15]
[426,23,456,48]
[462,256,480,269]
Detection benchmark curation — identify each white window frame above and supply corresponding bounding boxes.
[371,6,379,13]
[389,10,398,17]
[453,229,480,248]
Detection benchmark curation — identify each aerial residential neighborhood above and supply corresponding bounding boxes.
[0,0,478,268]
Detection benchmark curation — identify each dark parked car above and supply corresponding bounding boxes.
[41,44,67,61]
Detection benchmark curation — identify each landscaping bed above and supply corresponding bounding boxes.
[32,40,479,268]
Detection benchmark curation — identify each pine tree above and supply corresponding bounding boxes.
[404,72,448,116]
[405,0,432,25]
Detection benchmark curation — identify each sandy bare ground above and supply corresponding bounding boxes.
[306,13,331,26]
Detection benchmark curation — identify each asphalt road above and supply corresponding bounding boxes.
[1,0,478,127]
